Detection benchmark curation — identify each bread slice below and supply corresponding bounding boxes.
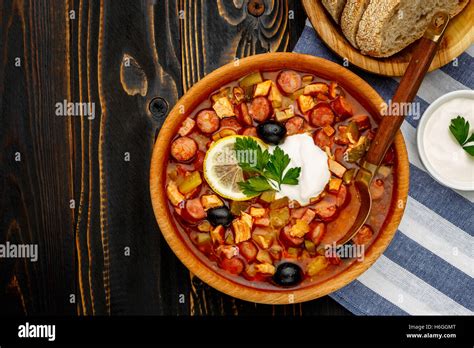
[340,0,371,48]
[356,0,469,57]
[322,0,347,23]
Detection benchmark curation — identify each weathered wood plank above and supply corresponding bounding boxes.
[0,0,75,315]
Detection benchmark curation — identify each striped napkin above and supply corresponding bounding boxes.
[294,20,474,315]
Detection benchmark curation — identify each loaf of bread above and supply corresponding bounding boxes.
[322,0,347,23]
[321,0,469,57]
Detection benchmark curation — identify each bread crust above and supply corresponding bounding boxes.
[322,0,348,23]
[340,0,371,48]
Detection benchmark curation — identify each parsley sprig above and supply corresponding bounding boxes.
[449,116,474,156]
[234,137,301,196]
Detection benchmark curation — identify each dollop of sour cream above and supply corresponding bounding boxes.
[270,133,330,205]
[422,97,474,188]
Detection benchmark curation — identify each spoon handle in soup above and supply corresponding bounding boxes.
[364,12,450,167]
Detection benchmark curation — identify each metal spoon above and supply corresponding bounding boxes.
[337,12,450,245]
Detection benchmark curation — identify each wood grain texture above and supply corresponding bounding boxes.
[150,52,409,305]
[1,0,352,315]
[303,0,474,76]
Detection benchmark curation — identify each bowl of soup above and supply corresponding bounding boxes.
[150,53,409,304]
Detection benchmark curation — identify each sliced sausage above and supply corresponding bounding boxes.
[249,96,272,122]
[307,222,326,245]
[280,226,304,247]
[313,195,338,220]
[220,257,244,275]
[185,198,206,220]
[277,70,302,94]
[239,241,258,262]
[328,81,342,99]
[285,116,305,135]
[310,104,335,127]
[336,184,348,207]
[370,179,384,201]
[352,225,373,246]
[313,129,332,149]
[192,150,205,171]
[220,117,242,132]
[235,102,253,126]
[196,109,220,133]
[331,96,353,119]
[171,136,198,162]
[242,127,258,137]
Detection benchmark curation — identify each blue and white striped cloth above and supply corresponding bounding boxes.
[294,21,474,315]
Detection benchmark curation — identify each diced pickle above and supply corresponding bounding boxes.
[346,121,359,144]
[254,80,272,97]
[287,247,299,258]
[269,207,290,228]
[345,135,369,163]
[304,240,316,253]
[328,177,342,192]
[342,168,356,184]
[260,190,276,203]
[239,71,263,88]
[196,232,211,246]
[178,171,202,194]
[230,201,250,216]
[270,196,289,209]
[211,87,231,103]
[302,75,313,86]
[224,230,235,245]
[198,221,212,232]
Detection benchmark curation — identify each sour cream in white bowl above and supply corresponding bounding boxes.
[417,90,474,191]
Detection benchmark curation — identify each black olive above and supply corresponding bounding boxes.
[273,262,303,287]
[257,120,286,145]
[207,206,233,227]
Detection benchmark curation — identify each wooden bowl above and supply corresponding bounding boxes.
[150,52,409,304]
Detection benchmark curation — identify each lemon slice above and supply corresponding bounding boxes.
[203,135,267,201]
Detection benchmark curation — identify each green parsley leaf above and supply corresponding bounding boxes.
[238,176,273,196]
[449,116,474,156]
[449,116,470,146]
[234,136,301,196]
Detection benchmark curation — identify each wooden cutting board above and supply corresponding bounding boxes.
[302,0,474,76]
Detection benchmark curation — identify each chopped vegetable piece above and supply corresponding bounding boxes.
[240,241,258,262]
[287,247,299,258]
[254,217,270,226]
[178,171,202,194]
[302,75,313,86]
[178,117,195,136]
[198,220,212,232]
[328,177,342,192]
[297,95,316,113]
[301,209,316,224]
[268,245,283,260]
[323,125,335,137]
[210,225,224,244]
[331,96,353,118]
[342,168,355,184]
[250,207,266,218]
[288,219,310,238]
[196,232,211,246]
[243,86,254,101]
[252,228,275,249]
[269,207,290,228]
[346,122,359,144]
[230,201,250,216]
[211,87,232,103]
[256,250,272,264]
[255,263,276,275]
[233,218,252,243]
[200,194,224,211]
[345,135,369,162]
[268,82,283,108]
[166,181,185,206]
[224,230,234,245]
[351,114,371,131]
[239,71,263,88]
[303,83,329,96]
[260,190,276,203]
[275,110,292,122]
[270,196,289,209]
[254,80,273,97]
[328,159,347,178]
[212,97,235,118]
[307,256,329,276]
[233,87,245,103]
[304,240,316,253]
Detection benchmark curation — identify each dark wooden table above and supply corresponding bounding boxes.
[0,0,350,315]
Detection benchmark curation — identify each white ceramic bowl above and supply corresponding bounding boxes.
[417,90,474,191]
